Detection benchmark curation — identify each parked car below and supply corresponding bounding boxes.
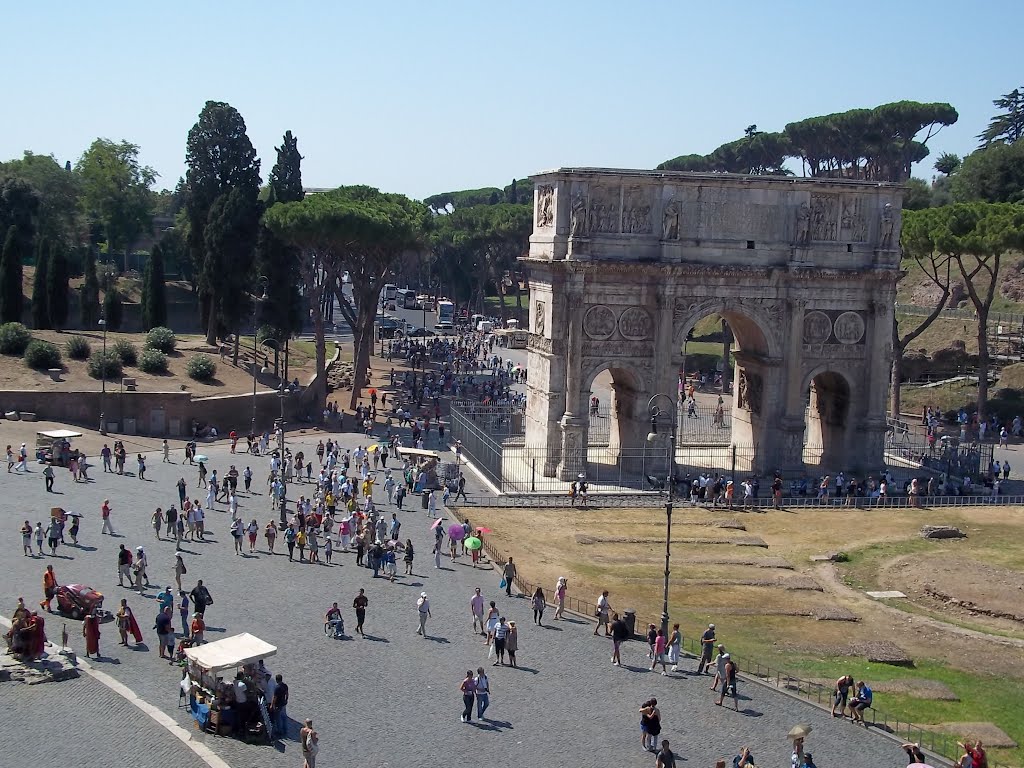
[408,327,436,338]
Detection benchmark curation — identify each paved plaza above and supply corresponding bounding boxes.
[2,428,918,768]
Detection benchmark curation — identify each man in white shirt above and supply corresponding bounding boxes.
[470,588,485,635]
[416,592,431,636]
[594,591,611,636]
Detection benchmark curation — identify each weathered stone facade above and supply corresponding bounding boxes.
[522,168,902,479]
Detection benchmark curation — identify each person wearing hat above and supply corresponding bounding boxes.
[697,623,716,674]
[133,546,150,590]
[416,592,431,637]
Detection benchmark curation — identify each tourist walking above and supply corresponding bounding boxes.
[492,617,509,665]
[507,621,519,667]
[667,623,682,672]
[300,718,319,768]
[116,599,143,645]
[40,565,58,611]
[650,628,668,674]
[416,592,431,636]
[531,586,546,625]
[553,576,567,620]
[133,546,150,589]
[459,670,477,723]
[474,667,490,719]
[100,500,115,535]
[697,623,716,674]
[594,590,611,635]
[501,557,517,596]
[403,539,414,574]
[470,588,485,635]
[610,612,629,666]
[265,521,277,553]
[715,653,739,710]
[178,590,190,634]
[173,554,187,591]
[21,520,32,556]
[353,589,368,635]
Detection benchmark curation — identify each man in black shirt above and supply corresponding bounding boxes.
[190,580,213,618]
[353,589,368,635]
[609,612,629,666]
[270,674,288,738]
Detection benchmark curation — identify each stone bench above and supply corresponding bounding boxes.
[47,368,63,382]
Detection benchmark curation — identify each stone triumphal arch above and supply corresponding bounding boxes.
[522,168,902,480]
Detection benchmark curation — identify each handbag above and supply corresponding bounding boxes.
[488,642,496,661]
[499,578,507,589]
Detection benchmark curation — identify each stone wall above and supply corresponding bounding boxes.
[0,388,293,437]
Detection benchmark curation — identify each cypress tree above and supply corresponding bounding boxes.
[80,248,101,327]
[0,225,23,323]
[31,237,50,329]
[103,285,123,331]
[141,243,167,330]
[46,240,69,330]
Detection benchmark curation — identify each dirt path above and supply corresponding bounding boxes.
[815,563,1024,650]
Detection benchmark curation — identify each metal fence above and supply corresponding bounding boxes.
[445,504,1008,768]
[454,491,1024,509]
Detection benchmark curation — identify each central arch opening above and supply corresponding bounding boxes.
[804,370,852,470]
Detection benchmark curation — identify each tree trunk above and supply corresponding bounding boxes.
[349,312,374,411]
[977,308,990,424]
[311,306,327,412]
[205,295,218,347]
[232,333,240,368]
[283,338,289,384]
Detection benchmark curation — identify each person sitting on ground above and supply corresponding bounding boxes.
[849,680,872,723]
[325,602,344,637]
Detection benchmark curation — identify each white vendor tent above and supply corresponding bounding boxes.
[183,633,276,674]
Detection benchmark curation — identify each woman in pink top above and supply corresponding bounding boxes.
[650,628,668,674]
[553,577,567,620]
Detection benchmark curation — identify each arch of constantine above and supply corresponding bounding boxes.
[522,168,903,481]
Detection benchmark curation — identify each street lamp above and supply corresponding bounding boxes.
[98,316,108,435]
[647,393,678,640]
[277,385,288,526]
[251,276,269,436]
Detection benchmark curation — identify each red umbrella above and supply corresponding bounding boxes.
[477,527,493,534]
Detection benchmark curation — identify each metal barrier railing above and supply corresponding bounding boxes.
[454,491,1024,509]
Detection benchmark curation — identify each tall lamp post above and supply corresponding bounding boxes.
[647,393,677,639]
[98,315,108,435]
[251,276,269,436]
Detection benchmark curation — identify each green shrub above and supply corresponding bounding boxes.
[65,336,91,360]
[87,350,123,380]
[186,354,217,382]
[0,322,32,355]
[24,340,62,370]
[138,347,168,374]
[111,338,138,366]
[145,326,176,353]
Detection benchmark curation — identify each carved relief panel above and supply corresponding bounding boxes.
[536,185,554,228]
[840,197,868,242]
[587,185,621,234]
[810,193,838,241]
[622,186,652,234]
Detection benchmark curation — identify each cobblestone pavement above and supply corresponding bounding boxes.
[0,673,211,768]
[1,431,911,768]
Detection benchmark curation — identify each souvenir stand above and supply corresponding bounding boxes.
[182,633,277,742]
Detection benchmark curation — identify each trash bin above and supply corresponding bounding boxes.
[421,491,430,510]
[623,609,637,638]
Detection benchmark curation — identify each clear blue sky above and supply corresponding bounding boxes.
[2,1,1020,200]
